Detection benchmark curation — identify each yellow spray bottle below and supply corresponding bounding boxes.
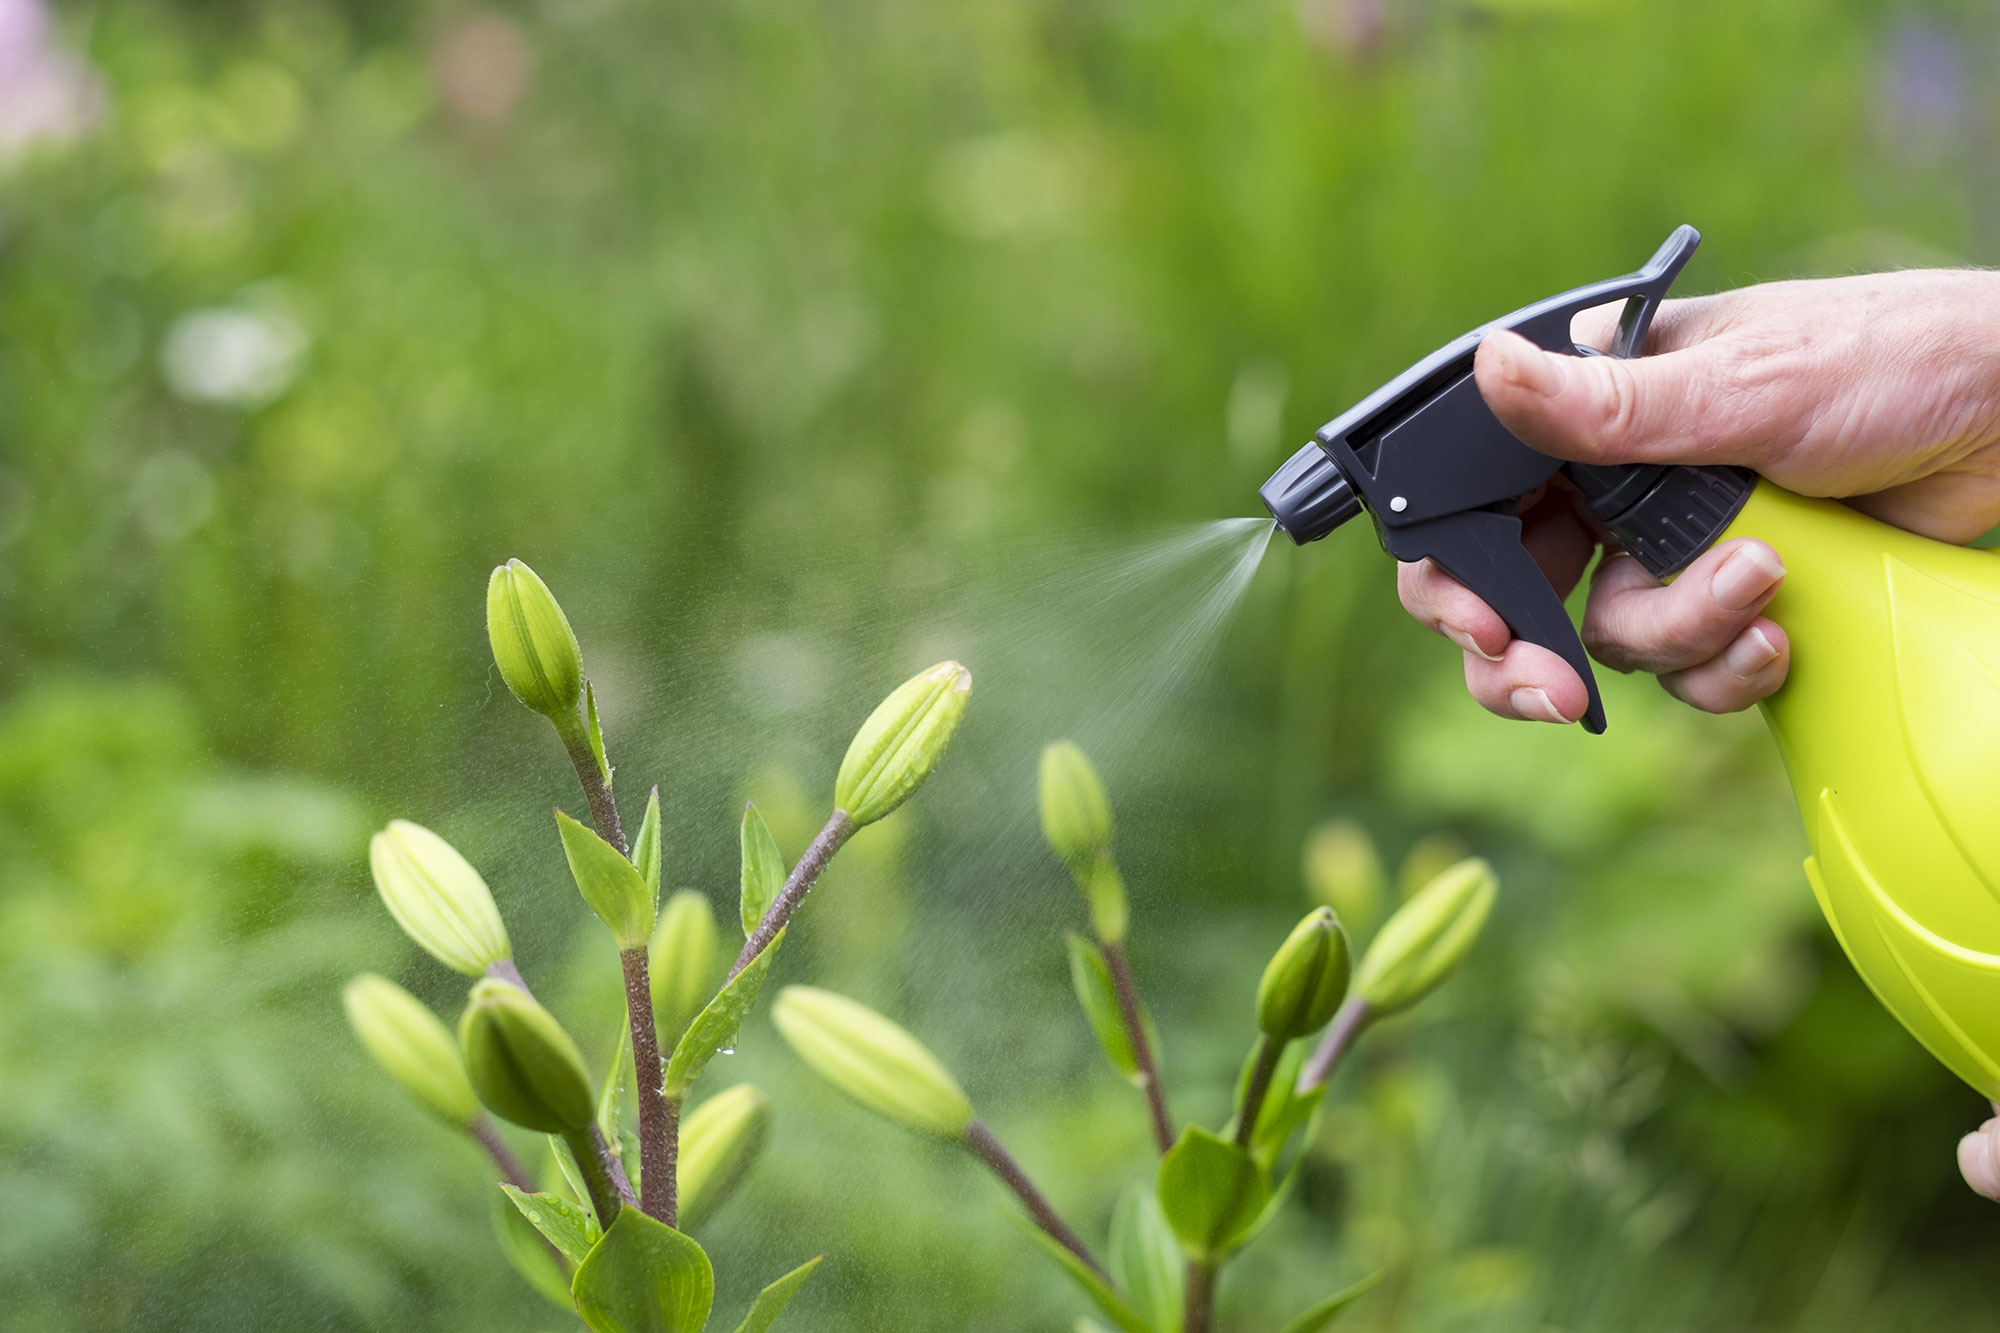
[1258,226,2000,1100]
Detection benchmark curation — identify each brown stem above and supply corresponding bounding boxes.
[1233,1035,1281,1150]
[1101,940,1174,1153]
[621,947,676,1224]
[962,1119,1107,1280]
[556,712,626,856]
[1184,1258,1217,1333]
[565,1127,632,1229]
[485,958,640,1205]
[469,1116,536,1191]
[729,809,855,980]
[1297,997,1372,1094]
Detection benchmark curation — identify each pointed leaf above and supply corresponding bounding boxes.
[501,1183,600,1266]
[1276,1272,1384,1333]
[490,1186,573,1309]
[598,1012,635,1146]
[572,1207,714,1333]
[557,809,657,950]
[663,929,784,1097]
[551,1135,590,1207]
[585,680,613,785]
[1066,933,1154,1081]
[738,804,786,939]
[1110,1184,1182,1333]
[729,1255,823,1333]
[1230,1040,1322,1169]
[1012,1217,1154,1333]
[1156,1126,1269,1260]
[634,788,663,897]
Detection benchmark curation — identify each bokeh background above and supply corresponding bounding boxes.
[5,0,1998,1328]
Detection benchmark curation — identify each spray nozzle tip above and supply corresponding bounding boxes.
[1260,442,1360,545]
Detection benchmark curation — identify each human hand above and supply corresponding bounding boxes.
[1397,269,2000,725]
[1961,1104,2000,1202]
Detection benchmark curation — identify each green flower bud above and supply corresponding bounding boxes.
[677,1083,772,1227]
[1397,830,1469,901]
[1039,741,1112,870]
[343,973,479,1124]
[458,978,594,1134]
[486,558,583,720]
[1355,857,1496,1015]
[771,986,973,1139]
[1255,907,1351,1039]
[1081,855,1129,944]
[369,820,511,976]
[1303,818,1385,940]
[649,890,720,1041]
[834,661,972,826]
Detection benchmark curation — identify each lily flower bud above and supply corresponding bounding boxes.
[1255,907,1351,1040]
[343,973,479,1125]
[1039,741,1112,870]
[1355,857,1497,1015]
[771,986,973,1139]
[1303,818,1385,941]
[486,558,583,720]
[677,1083,772,1227]
[369,820,511,976]
[1397,830,1470,901]
[834,662,972,826]
[1081,855,1129,945]
[458,978,595,1135]
[649,890,719,1041]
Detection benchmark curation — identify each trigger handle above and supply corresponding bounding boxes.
[1507,224,1701,360]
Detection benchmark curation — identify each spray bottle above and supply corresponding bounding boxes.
[1259,226,2000,1101]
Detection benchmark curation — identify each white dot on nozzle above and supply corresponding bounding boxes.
[1390,496,1408,512]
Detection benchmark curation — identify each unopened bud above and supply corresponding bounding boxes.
[649,890,720,1041]
[556,809,657,950]
[343,973,479,1124]
[1039,741,1112,870]
[677,1083,772,1227]
[771,986,973,1139]
[486,558,583,720]
[1303,818,1384,940]
[1081,855,1129,944]
[834,662,972,826]
[1355,857,1496,1015]
[1255,907,1350,1039]
[458,978,594,1134]
[1398,830,1469,901]
[370,820,511,976]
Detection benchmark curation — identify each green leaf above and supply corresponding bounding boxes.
[1231,1040,1322,1169]
[1156,1126,1269,1260]
[550,1135,590,1210]
[1065,933,1157,1082]
[1012,1217,1154,1333]
[501,1183,600,1266]
[729,1254,823,1332]
[585,680,613,785]
[558,808,658,950]
[634,787,663,897]
[1109,1184,1182,1333]
[663,929,784,1097]
[489,1186,573,1309]
[572,1207,715,1333]
[598,1012,634,1146]
[1276,1271,1384,1333]
[738,803,786,939]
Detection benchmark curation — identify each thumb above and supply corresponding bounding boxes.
[1474,328,1726,467]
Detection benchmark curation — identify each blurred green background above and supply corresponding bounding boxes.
[5,0,1998,1327]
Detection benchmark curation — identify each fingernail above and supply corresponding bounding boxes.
[1723,626,1779,679]
[1959,1127,2000,1200]
[1493,333,1567,397]
[1443,624,1504,662]
[1711,543,1786,612]
[1509,687,1574,725]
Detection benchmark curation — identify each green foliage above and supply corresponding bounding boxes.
[558,808,659,951]
[634,790,664,902]
[738,805,786,939]
[572,1209,715,1333]
[1066,933,1147,1080]
[727,1255,823,1333]
[664,931,784,1098]
[491,1187,575,1309]
[1156,1127,1270,1261]
[1015,1223,1154,1333]
[501,1184,601,1266]
[1276,1272,1384,1333]
[1109,1186,1184,1333]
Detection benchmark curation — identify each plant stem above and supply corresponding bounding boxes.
[556,713,626,856]
[621,946,676,1224]
[1297,996,1372,1094]
[469,1116,536,1190]
[485,958,640,1206]
[1233,1034,1282,1150]
[1100,939,1174,1153]
[565,1127,633,1229]
[729,809,855,980]
[962,1119,1107,1281]
[1184,1258,1217,1333]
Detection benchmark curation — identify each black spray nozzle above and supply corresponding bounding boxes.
[1256,225,1755,735]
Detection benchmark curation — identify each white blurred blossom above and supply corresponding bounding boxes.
[159,295,308,409]
[0,0,104,162]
